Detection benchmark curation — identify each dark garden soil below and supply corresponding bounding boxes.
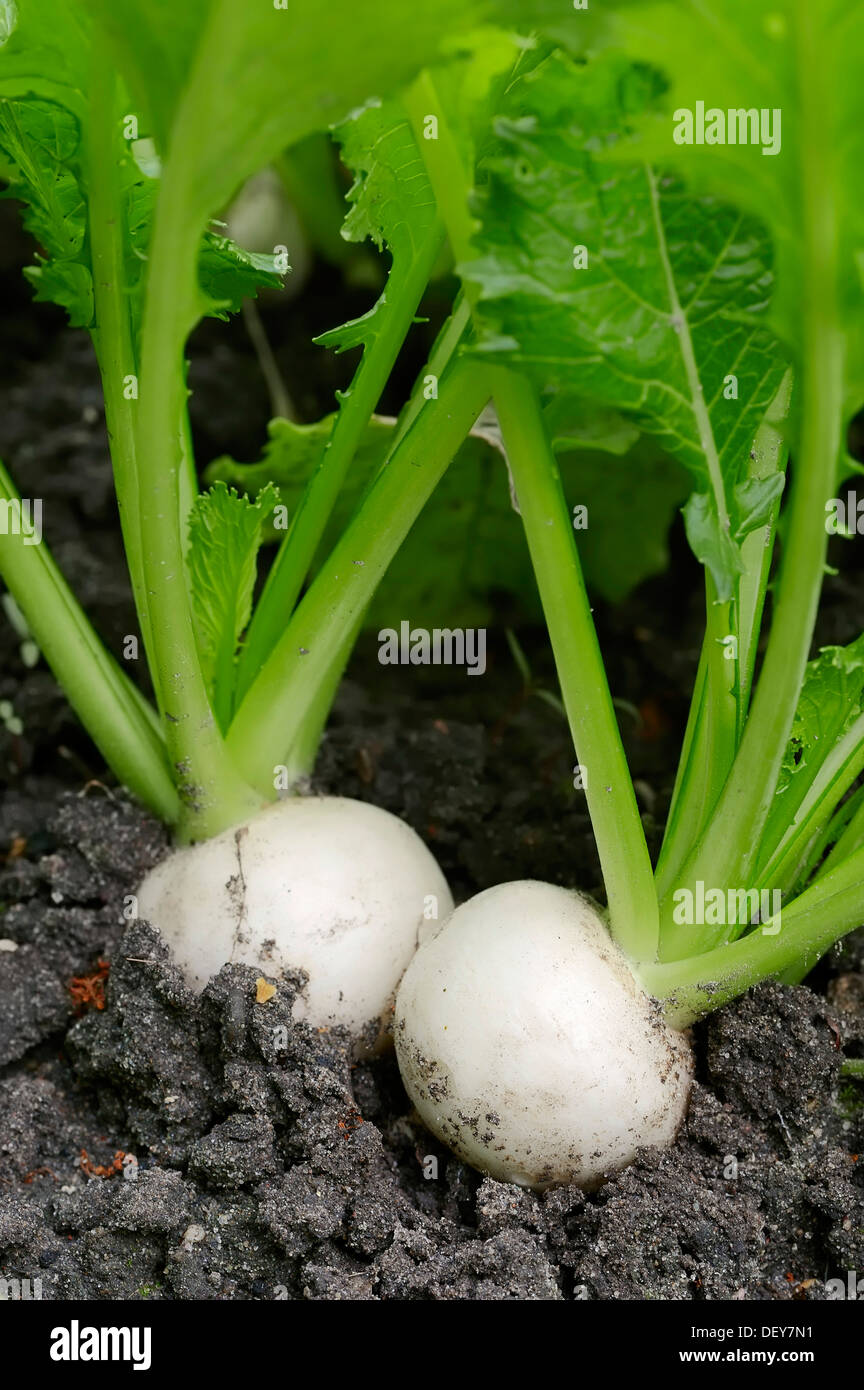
[2,221,864,1301]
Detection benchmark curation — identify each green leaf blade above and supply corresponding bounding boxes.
[465,49,788,594]
[187,481,277,731]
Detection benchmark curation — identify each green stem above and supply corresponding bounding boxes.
[655,582,736,900]
[753,713,864,897]
[236,223,445,703]
[643,843,864,1027]
[841,1059,864,1079]
[655,374,790,904]
[86,45,156,692]
[658,28,842,954]
[493,371,658,961]
[227,359,492,791]
[405,69,656,956]
[0,463,179,822]
[136,158,261,840]
[817,780,864,880]
[734,372,792,724]
[402,72,476,266]
[281,613,365,786]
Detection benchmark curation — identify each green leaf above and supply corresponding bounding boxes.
[25,256,93,325]
[0,89,283,335]
[464,49,788,598]
[773,638,864,806]
[544,394,640,457]
[314,98,438,355]
[196,231,284,320]
[732,472,785,542]
[187,481,277,730]
[78,0,574,224]
[0,96,93,324]
[681,492,743,598]
[208,412,688,620]
[610,0,864,419]
[566,437,688,603]
[208,416,395,502]
[0,0,89,115]
[682,472,785,596]
[754,635,864,885]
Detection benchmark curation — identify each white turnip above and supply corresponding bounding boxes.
[137,795,452,1043]
[394,880,692,1188]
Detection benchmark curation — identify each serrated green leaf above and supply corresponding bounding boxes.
[464,48,788,597]
[24,256,93,325]
[314,99,438,355]
[0,96,93,325]
[0,82,283,335]
[208,411,688,621]
[187,481,277,730]
[761,636,864,854]
[196,232,284,320]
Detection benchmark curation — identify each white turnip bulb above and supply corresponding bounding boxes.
[137,795,452,1043]
[394,879,692,1188]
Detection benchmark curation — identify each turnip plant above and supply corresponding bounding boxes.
[2,0,864,1185]
[0,0,552,1039]
[392,2,864,1186]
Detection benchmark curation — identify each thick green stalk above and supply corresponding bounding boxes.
[643,845,864,1028]
[816,782,864,881]
[655,582,736,900]
[135,153,261,840]
[0,463,178,822]
[402,72,476,265]
[405,70,656,956]
[86,46,156,691]
[493,371,658,961]
[227,359,492,791]
[655,369,790,902]
[280,615,365,787]
[658,35,843,957]
[734,372,792,724]
[236,222,445,702]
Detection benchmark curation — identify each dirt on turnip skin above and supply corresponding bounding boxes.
[2,244,864,1300]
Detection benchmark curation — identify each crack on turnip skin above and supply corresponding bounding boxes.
[227,827,250,961]
[136,796,454,1040]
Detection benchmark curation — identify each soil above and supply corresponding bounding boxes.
[2,211,864,1302]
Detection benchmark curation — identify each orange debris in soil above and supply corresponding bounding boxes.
[22,1166,57,1184]
[68,959,110,1014]
[79,1149,125,1179]
[337,1112,364,1139]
